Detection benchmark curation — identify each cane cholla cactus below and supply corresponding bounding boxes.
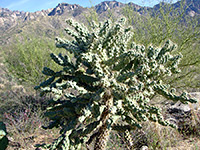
[35,18,196,150]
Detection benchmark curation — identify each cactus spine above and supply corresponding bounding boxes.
[35,18,197,150]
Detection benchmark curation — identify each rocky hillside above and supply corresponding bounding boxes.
[0,0,199,45]
[0,8,52,31]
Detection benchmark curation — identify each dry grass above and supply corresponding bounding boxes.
[6,128,60,150]
[106,100,200,150]
[1,92,199,150]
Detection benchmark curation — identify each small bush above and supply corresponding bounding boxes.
[3,35,63,86]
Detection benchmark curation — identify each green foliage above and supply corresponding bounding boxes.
[84,0,99,31]
[36,18,196,150]
[122,0,200,89]
[0,122,8,150]
[4,35,63,86]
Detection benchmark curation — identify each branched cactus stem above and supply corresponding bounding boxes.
[124,130,134,150]
[94,88,113,150]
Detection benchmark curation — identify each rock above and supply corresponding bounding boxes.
[168,92,200,114]
[189,92,200,109]
[168,101,191,114]
[167,92,200,134]
[95,1,125,14]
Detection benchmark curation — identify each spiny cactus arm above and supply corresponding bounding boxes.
[111,52,134,71]
[51,73,100,92]
[50,53,75,67]
[112,82,128,96]
[145,40,182,78]
[45,101,99,132]
[128,83,147,95]
[45,106,77,120]
[75,73,99,84]
[123,114,142,129]
[36,74,94,99]
[65,81,88,94]
[64,28,88,50]
[45,102,107,148]
[116,72,135,83]
[169,54,182,73]
[155,40,177,61]
[98,20,112,37]
[64,19,92,52]
[66,19,90,38]
[112,124,133,132]
[42,67,55,76]
[34,76,55,90]
[46,100,75,112]
[47,130,72,150]
[53,79,88,94]
[42,120,60,129]
[124,98,147,121]
[124,129,134,149]
[147,46,160,60]
[55,37,81,55]
[87,19,132,60]
[101,23,122,46]
[120,91,176,128]
[0,122,8,150]
[144,105,171,126]
[0,123,6,140]
[70,120,101,140]
[103,31,132,58]
[81,53,105,78]
[154,84,197,104]
[104,50,144,74]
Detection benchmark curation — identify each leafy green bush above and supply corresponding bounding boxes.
[3,35,63,86]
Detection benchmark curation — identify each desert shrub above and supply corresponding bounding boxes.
[3,35,63,86]
[0,91,51,149]
[0,88,50,121]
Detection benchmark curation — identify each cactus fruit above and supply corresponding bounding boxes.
[35,18,197,150]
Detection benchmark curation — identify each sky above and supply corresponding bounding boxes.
[0,0,179,12]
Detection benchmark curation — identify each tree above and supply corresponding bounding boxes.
[35,18,196,150]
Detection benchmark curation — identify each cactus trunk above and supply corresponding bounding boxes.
[94,123,110,150]
[94,89,113,150]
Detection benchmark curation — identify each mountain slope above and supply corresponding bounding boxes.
[0,0,199,40]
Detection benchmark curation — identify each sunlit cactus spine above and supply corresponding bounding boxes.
[35,18,197,150]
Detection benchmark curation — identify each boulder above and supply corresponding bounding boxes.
[167,92,200,134]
